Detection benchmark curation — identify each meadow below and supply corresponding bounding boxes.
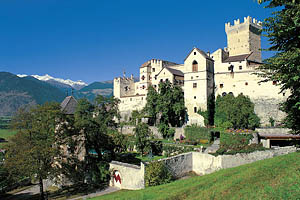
[92,151,300,200]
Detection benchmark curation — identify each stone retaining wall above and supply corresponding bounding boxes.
[159,152,193,178]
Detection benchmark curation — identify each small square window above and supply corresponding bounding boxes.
[239,66,242,70]
[220,84,224,88]
[193,83,197,88]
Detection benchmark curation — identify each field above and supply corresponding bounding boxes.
[92,152,300,200]
[0,129,17,148]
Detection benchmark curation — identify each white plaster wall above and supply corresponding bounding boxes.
[109,161,145,190]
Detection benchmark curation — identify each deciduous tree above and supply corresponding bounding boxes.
[257,0,300,133]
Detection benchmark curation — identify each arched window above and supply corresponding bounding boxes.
[228,92,233,96]
[222,92,227,97]
[192,60,198,72]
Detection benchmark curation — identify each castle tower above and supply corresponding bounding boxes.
[225,16,262,63]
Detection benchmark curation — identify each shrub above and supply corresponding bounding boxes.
[162,144,193,157]
[184,126,212,143]
[150,141,163,156]
[145,161,173,187]
[220,132,253,151]
[158,123,175,139]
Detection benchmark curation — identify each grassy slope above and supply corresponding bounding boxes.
[93,152,300,200]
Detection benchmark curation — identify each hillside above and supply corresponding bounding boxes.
[74,81,113,101]
[0,72,66,116]
[94,152,300,200]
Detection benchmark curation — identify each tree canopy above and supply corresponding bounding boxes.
[257,0,300,133]
[214,94,260,129]
[4,103,65,200]
[144,81,186,127]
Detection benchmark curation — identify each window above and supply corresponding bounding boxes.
[142,85,145,89]
[193,83,197,88]
[192,60,198,72]
[239,66,242,70]
[130,98,132,101]
[154,85,157,88]
[283,93,285,96]
[152,68,155,72]
[166,78,169,82]
[194,107,197,113]
[273,81,277,85]
[229,92,233,95]
[245,82,248,86]
[141,97,143,100]
[228,65,234,72]
[191,76,193,79]
[194,52,196,55]
[220,84,224,88]
[194,96,196,99]
[141,75,145,80]
[160,79,163,82]
[222,92,227,96]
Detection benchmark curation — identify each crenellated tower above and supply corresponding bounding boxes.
[225,16,262,63]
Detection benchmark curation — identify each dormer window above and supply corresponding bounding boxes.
[192,60,198,72]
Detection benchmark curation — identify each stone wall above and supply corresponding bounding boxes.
[256,127,291,135]
[192,146,297,175]
[109,161,145,190]
[158,152,193,178]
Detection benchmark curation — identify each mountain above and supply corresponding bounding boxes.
[74,81,113,101]
[17,74,88,90]
[0,72,66,116]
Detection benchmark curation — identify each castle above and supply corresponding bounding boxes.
[113,16,287,126]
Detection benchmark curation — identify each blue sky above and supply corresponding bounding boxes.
[0,0,273,83]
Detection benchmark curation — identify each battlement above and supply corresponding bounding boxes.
[225,16,262,32]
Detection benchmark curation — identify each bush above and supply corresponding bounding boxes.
[162,144,193,157]
[184,126,212,143]
[220,132,253,151]
[150,141,163,156]
[145,161,173,187]
[158,123,175,139]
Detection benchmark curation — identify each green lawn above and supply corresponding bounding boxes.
[0,129,17,148]
[91,152,300,200]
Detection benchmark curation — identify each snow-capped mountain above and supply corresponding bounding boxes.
[17,74,88,90]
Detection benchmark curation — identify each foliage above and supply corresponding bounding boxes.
[110,131,129,153]
[144,82,186,127]
[214,94,260,129]
[134,122,151,156]
[145,161,173,187]
[130,110,143,125]
[4,103,65,200]
[93,152,300,200]
[60,95,120,187]
[269,117,275,127]
[162,144,193,157]
[184,125,212,143]
[198,93,215,126]
[218,132,253,154]
[158,123,175,139]
[256,0,300,133]
[150,141,163,156]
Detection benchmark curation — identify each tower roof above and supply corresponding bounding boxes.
[61,96,78,115]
